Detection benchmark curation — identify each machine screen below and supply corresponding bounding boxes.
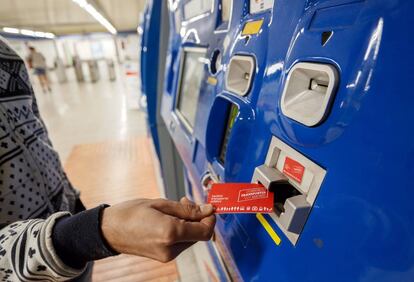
[184,0,213,20]
[221,0,232,23]
[219,104,238,164]
[176,48,207,131]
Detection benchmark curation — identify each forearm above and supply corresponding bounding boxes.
[0,206,119,281]
[0,213,85,281]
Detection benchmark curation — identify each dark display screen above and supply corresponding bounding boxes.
[176,48,207,131]
[219,104,238,164]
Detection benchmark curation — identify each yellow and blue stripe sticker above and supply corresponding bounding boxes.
[256,213,282,246]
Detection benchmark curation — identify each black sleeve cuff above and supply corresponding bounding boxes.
[52,204,119,269]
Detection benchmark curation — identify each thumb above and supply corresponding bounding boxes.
[180,197,214,217]
[152,198,213,221]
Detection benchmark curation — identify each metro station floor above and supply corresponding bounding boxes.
[65,137,178,281]
[30,68,189,281]
[35,66,147,163]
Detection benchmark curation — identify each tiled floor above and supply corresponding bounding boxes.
[64,137,179,282]
[34,64,147,162]
[92,255,178,282]
[64,138,157,207]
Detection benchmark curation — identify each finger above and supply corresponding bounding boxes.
[180,197,192,205]
[200,214,216,229]
[152,199,214,221]
[179,197,214,217]
[180,198,213,215]
[173,214,216,242]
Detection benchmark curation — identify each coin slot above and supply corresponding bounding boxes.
[226,55,255,96]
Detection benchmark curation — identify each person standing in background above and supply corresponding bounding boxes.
[27,46,52,93]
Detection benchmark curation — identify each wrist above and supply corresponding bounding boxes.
[99,205,120,255]
[101,206,122,254]
[53,204,118,269]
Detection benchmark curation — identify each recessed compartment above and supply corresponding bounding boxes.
[206,96,255,182]
[280,62,338,127]
[225,55,255,96]
[219,104,238,164]
[271,182,302,217]
[205,97,239,168]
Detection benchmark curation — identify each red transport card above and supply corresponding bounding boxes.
[283,157,305,184]
[207,183,274,214]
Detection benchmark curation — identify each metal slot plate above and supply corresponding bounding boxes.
[254,136,326,245]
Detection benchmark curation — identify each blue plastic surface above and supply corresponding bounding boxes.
[140,0,162,158]
[159,0,414,281]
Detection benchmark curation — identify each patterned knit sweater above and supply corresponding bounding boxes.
[0,38,115,281]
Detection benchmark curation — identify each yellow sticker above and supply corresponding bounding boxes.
[256,213,282,246]
[242,19,264,35]
[207,76,217,85]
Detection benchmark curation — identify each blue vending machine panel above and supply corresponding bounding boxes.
[161,0,414,281]
[140,0,162,158]
[161,0,238,280]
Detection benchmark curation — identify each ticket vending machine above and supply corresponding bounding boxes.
[161,0,239,280]
[160,0,414,281]
[140,0,186,201]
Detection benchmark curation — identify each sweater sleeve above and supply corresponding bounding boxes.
[0,212,86,282]
[52,205,119,269]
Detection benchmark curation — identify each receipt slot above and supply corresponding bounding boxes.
[252,137,326,245]
[281,62,338,126]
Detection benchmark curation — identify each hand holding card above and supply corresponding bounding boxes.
[207,183,274,214]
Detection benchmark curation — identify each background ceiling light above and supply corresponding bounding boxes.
[20,29,36,36]
[72,0,117,34]
[2,27,56,39]
[2,27,20,34]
